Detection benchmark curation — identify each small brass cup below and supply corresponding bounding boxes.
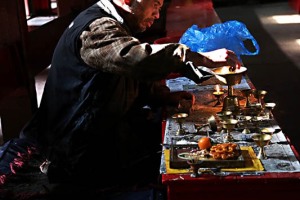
[242,116,252,134]
[252,134,272,159]
[222,118,238,143]
[172,113,189,136]
[252,89,267,104]
[264,102,276,119]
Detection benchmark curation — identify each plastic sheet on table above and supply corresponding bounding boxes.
[262,144,300,172]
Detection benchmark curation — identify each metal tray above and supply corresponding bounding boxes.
[170,144,245,169]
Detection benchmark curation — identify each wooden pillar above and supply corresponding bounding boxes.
[0,0,35,142]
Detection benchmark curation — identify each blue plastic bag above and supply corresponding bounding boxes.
[179,20,260,60]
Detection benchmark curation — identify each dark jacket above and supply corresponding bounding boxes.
[20,3,163,184]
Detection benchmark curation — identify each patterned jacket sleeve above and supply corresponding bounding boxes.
[80,17,187,81]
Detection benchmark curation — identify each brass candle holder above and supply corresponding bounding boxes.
[253,89,267,104]
[261,127,275,136]
[212,66,247,114]
[194,115,217,135]
[264,102,276,119]
[252,115,263,133]
[253,103,264,116]
[252,133,272,159]
[222,118,238,143]
[242,89,253,108]
[242,116,252,134]
[261,127,276,154]
[187,160,204,178]
[216,110,233,134]
[216,110,233,121]
[172,113,189,136]
[213,91,224,107]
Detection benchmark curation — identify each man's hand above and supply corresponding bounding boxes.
[200,48,242,71]
[173,44,190,62]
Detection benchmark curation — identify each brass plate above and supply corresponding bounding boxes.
[170,144,245,169]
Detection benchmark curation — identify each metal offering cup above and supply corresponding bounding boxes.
[241,89,253,108]
[216,110,233,121]
[242,116,252,134]
[212,66,247,114]
[252,89,267,104]
[264,102,276,119]
[252,134,272,159]
[187,160,204,178]
[248,103,263,116]
[172,113,189,135]
[222,118,238,143]
[216,111,233,134]
[252,115,263,133]
[213,91,224,107]
[260,127,275,135]
[194,115,217,135]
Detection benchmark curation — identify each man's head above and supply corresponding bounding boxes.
[113,0,164,32]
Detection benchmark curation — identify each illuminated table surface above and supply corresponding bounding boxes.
[160,76,300,200]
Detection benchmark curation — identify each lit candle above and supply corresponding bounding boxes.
[213,85,224,107]
[213,84,224,95]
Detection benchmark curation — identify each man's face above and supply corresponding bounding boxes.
[131,0,164,32]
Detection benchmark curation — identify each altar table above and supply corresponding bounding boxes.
[160,76,300,200]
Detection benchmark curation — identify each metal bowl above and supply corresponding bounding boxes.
[212,66,247,86]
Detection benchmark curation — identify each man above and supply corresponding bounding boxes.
[20,0,241,190]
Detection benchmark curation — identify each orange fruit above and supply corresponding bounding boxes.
[198,137,212,150]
